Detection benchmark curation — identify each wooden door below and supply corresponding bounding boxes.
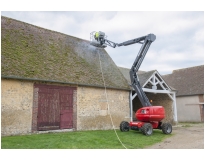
[35,84,75,131]
[60,89,73,129]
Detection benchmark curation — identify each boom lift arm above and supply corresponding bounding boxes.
[90,32,156,107]
[90,31,173,136]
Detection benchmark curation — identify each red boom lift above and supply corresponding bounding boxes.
[90,31,172,136]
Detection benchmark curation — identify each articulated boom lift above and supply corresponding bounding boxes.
[90,31,172,136]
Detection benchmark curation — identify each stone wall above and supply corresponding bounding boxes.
[149,93,174,123]
[1,79,33,136]
[77,86,130,130]
[1,78,130,135]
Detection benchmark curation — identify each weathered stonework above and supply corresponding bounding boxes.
[1,79,33,136]
[77,86,130,130]
[150,93,174,123]
[2,77,176,136]
[2,78,130,135]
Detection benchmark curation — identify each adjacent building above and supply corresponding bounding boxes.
[119,67,177,123]
[163,65,204,122]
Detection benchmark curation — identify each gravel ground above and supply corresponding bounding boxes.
[145,123,204,149]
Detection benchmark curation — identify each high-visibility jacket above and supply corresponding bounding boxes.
[95,32,99,38]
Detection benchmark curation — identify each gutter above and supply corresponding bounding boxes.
[1,75,131,91]
[176,94,204,97]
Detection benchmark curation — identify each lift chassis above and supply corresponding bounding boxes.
[90,31,172,136]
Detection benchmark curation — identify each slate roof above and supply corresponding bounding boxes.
[1,16,130,90]
[162,65,204,96]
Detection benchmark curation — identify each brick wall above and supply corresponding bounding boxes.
[77,86,130,130]
[1,79,33,136]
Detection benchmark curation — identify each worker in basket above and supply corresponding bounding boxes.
[94,32,99,40]
[94,31,104,45]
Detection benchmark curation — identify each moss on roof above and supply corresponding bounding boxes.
[162,65,204,96]
[118,67,155,86]
[1,16,129,90]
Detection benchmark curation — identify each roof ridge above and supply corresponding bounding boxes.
[173,65,204,73]
[137,70,156,75]
[118,66,146,73]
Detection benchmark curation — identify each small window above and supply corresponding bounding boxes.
[141,109,146,114]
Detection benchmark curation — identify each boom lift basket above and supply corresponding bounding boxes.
[90,31,107,48]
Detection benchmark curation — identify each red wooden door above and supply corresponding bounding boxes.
[59,89,73,129]
[35,84,75,131]
[60,110,72,129]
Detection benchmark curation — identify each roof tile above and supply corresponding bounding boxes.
[1,16,129,90]
[162,65,204,96]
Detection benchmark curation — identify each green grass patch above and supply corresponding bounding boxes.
[1,129,172,149]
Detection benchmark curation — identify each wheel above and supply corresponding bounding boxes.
[162,123,172,134]
[141,123,153,136]
[120,121,129,132]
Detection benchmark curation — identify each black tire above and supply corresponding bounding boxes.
[162,123,172,134]
[120,121,129,132]
[141,123,153,136]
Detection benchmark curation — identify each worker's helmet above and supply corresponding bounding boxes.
[90,31,107,48]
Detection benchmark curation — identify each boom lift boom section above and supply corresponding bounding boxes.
[90,31,156,107]
[90,31,172,136]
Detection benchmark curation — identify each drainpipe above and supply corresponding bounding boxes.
[129,91,133,122]
[173,92,178,122]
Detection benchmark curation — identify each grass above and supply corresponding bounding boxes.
[1,129,172,149]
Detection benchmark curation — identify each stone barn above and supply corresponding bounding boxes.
[1,16,130,136]
[163,65,204,122]
[1,16,176,136]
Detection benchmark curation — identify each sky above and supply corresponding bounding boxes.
[1,10,204,75]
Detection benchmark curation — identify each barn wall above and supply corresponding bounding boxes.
[198,94,204,122]
[177,95,202,122]
[1,79,33,136]
[1,78,130,135]
[77,86,130,130]
[150,93,174,123]
[132,93,174,123]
